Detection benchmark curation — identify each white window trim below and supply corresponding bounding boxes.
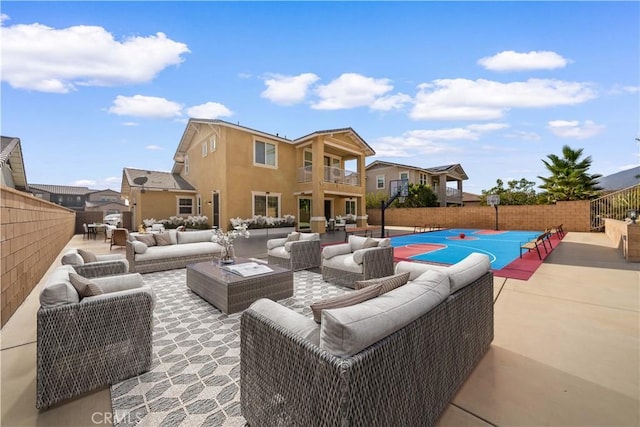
[201,141,207,157]
[253,139,278,169]
[251,191,281,217]
[176,196,195,216]
[184,155,190,175]
[196,194,202,215]
[346,199,356,216]
[210,135,217,152]
[399,171,410,181]
[376,175,385,189]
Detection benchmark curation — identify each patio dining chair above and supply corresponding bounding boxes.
[110,228,129,250]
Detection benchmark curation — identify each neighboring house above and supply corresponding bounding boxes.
[365,160,468,207]
[85,189,127,216]
[30,184,124,217]
[462,192,482,206]
[121,119,375,233]
[597,166,640,192]
[0,136,29,192]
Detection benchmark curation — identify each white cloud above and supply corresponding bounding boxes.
[145,145,164,150]
[411,78,596,121]
[478,50,569,72]
[371,123,504,157]
[105,176,121,184]
[505,130,542,141]
[186,102,233,119]
[122,122,139,126]
[1,22,189,93]
[623,86,640,93]
[370,93,412,111]
[261,73,320,105]
[108,95,183,119]
[73,179,96,186]
[312,73,393,110]
[547,120,605,139]
[1,14,10,24]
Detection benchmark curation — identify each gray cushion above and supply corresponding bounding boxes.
[348,235,370,251]
[134,241,222,261]
[249,298,320,345]
[39,265,80,308]
[285,232,300,243]
[134,234,156,246]
[177,230,214,244]
[321,253,363,274]
[355,272,411,294]
[267,246,290,259]
[61,250,84,266]
[299,232,319,241]
[77,249,97,263]
[154,232,173,246]
[415,253,491,293]
[133,241,148,254]
[310,284,381,323]
[361,238,378,249]
[69,273,104,298]
[320,270,450,357]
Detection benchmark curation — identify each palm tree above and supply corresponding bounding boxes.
[538,145,602,201]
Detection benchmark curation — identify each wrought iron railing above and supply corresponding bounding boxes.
[590,184,640,231]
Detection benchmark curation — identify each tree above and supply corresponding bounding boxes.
[481,178,541,205]
[538,145,602,202]
[398,183,439,208]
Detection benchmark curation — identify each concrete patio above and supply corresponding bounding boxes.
[1,228,638,426]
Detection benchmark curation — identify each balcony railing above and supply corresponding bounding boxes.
[297,166,360,186]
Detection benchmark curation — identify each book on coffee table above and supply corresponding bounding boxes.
[224,262,273,277]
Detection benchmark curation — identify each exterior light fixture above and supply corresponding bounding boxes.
[627,209,638,224]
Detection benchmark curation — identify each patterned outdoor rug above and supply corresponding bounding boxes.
[111,268,348,426]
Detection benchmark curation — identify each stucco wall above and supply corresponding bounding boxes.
[367,200,591,232]
[1,187,75,327]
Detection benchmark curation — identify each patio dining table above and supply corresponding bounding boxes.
[88,223,106,240]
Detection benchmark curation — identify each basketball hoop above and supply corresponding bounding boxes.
[487,194,500,207]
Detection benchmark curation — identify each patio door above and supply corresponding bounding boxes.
[298,198,311,230]
[211,192,220,229]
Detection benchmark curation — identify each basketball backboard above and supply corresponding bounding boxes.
[390,179,409,203]
[487,194,500,206]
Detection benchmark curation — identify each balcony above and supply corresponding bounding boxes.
[297,165,360,186]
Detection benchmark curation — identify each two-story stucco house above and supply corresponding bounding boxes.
[121,119,375,233]
[365,160,468,207]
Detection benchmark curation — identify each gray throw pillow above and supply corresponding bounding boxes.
[69,273,104,298]
[310,284,381,323]
[154,232,173,246]
[285,232,300,243]
[361,238,379,249]
[135,234,156,247]
[77,249,97,263]
[355,272,411,294]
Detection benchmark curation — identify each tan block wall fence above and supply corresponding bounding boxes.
[604,218,640,262]
[1,187,75,327]
[367,200,591,233]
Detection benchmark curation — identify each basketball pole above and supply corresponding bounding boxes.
[494,204,498,231]
[380,191,401,238]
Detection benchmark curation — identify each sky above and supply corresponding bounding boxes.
[2,1,639,195]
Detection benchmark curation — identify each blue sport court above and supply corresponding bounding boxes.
[390,228,543,270]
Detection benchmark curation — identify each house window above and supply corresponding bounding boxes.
[254,140,276,167]
[253,193,279,217]
[210,135,217,152]
[376,175,385,189]
[197,195,202,215]
[184,155,190,175]
[178,197,194,215]
[346,200,356,215]
[202,142,207,157]
[400,171,409,181]
[304,150,312,168]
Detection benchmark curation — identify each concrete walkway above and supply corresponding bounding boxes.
[1,229,638,426]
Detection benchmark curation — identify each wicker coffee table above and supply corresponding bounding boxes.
[186,258,293,314]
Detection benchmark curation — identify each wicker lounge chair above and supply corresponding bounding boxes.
[36,266,155,409]
[267,232,321,271]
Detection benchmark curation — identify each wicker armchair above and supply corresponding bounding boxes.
[36,266,154,409]
[267,232,321,271]
[321,235,394,288]
[61,249,129,276]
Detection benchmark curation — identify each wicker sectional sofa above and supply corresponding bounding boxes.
[126,229,224,273]
[241,253,494,426]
